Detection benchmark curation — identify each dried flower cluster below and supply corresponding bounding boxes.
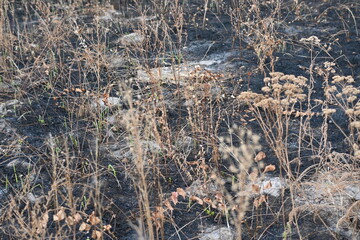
[238,72,308,110]
[300,35,321,45]
[189,65,224,83]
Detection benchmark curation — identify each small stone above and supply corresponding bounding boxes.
[119,32,144,46]
[200,226,234,240]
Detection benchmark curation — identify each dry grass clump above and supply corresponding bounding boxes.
[289,152,360,239]
[238,61,359,237]
[229,0,284,74]
[0,0,359,239]
[217,126,261,239]
[238,72,309,179]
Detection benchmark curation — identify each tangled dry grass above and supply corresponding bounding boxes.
[0,0,359,239]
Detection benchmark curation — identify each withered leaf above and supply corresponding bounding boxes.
[91,230,102,240]
[264,181,272,190]
[263,164,276,173]
[214,193,224,202]
[190,196,203,205]
[164,199,174,212]
[73,213,82,223]
[53,207,66,222]
[66,216,75,226]
[103,224,112,232]
[176,188,186,199]
[170,192,179,205]
[255,151,266,162]
[253,195,267,209]
[252,184,261,194]
[88,211,101,225]
[217,203,226,211]
[249,170,258,182]
[203,197,216,208]
[79,222,91,232]
[36,212,49,234]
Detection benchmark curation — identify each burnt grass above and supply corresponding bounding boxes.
[0,0,359,239]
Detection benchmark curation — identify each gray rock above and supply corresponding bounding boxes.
[0,99,21,116]
[200,226,234,240]
[120,32,145,46]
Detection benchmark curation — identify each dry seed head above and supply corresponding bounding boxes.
[254,98,279,108]
[294,94,306,101]
[323,108,336,115]
[288,98,298,104]
[342,85,360,95]
[237,91,264,102]
[332,75,352,83]
[345,109,354,116]
[350,121,360,129]
[264,77,271,84]
[284,90,294,96]
[347,96,357,103]
[355,102,360,109]
[271,83,282,90]
[300,35,321,45]
[335,93,342,98]
[325,85,337,94]
[294,76,308,86]
[345,76,355,83]
[314,99,324,104]
[323,61,336,73]
[269,72,284,78]
[332,75,344,83]
[295,111,306,117]
[283,110,295,115]
[261,86,271,93]
[283,83,303,92]
[280,99,290,106]
[324,61,335,68]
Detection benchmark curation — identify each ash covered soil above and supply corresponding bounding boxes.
[0,0,359,239]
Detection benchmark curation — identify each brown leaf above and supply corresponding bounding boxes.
[164,199,174,212]
[36,212,49,234]
[75,88,83,93]
[253,195,267,209]
[259,195,267,203]
[252,184,260,194]
[253,198,260,209]
[152,207,165,220]
[255,151,266,162]
[66,216,75,226]
[152,207,165,231]
[102,93,110,106]
[176,188,186,199]
[249,170,258,182]
[103,224,112,232]
[170,192,178,205]
[264,181,272,190]
[215,193,224,202]
[53,207,66,222]
[203,197,216,208]
[66,213,82,226]
[91,230,102,240]
[79,222,91,232]
[73,213,82,223]
[190,196,203,205]
[187,161,199,165]
[217,203,226,212]
[88,211,101,225]
[263,164,276,173]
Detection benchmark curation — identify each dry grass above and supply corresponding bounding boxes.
[0,0,359,239]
